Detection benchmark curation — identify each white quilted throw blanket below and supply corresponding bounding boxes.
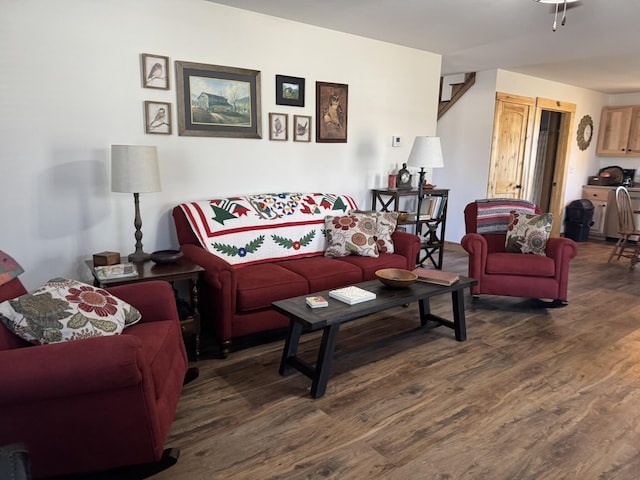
[178,192,358,267]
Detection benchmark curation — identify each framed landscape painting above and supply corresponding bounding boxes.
[316,81,348,143]
[276,75,305,107]
[175,61,262,138]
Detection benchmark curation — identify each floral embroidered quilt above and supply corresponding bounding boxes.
[178,192,358,267]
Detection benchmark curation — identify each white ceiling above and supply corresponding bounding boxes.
[208,0,640,95]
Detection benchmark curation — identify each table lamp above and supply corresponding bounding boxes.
[111,145,161,262]
[406,137,444,238]
[406,136,444,192]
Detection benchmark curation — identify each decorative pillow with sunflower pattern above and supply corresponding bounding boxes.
[349,210,398,254]
[505,211,553,256]
[324,214,379,258]
[0,278,141,345]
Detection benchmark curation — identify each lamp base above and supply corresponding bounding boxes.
[128,251,151,263]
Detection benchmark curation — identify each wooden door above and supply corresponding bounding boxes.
[487,93,534,199]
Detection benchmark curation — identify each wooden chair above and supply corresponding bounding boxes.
[608,186,640,269]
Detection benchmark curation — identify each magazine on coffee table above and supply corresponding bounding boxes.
[329,286,376,305]
[412,267,459,286]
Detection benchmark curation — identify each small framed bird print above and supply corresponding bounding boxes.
[293,115,311,142]
[144,101,172,135]
[141,53,169,90]
[269,113,288,141]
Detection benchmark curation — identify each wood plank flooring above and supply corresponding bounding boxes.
[154,240,640,480]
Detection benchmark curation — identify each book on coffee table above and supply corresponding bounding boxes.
[412,267,459,286]
[306,296,328,308]
[329,286,376,305]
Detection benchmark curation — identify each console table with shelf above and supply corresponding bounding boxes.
[371,187,449,269]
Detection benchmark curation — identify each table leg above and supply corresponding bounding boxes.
[310,324,341,399]
[418,298,431,326]
[279,320,303,376]
[451,289,467,341]
[190,278,201,360]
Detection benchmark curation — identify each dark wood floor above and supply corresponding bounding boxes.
[155,239,640,480]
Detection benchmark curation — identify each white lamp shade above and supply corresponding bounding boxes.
[111,145,161,193]
[407,136,444,169]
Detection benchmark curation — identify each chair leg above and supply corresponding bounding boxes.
[631,244,640,270]
[608,240,622,262]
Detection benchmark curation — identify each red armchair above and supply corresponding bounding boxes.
[461,200,577,305]
[0,278,188,479]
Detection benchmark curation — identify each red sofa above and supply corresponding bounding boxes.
[173,193,421,356]
[461,200,577,304]
[0,279,188,479]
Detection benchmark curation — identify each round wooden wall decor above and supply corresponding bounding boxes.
[577,114,594,151]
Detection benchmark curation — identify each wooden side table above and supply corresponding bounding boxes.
[85,257,205,361]
[371,187,449,269]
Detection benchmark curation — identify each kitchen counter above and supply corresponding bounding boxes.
[583,184,640,192]
[581,185,640,240]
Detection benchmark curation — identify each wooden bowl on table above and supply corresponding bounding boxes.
[150,250,183,265]
[375,268,418,288]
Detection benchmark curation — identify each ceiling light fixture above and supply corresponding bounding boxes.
[535,0,580,31]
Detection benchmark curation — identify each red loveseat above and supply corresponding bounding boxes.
[461,200,577,305]
[173,192,421,356]
[0,278,188,479]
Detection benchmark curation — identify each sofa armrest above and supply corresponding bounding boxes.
[545,237,578,263]
[545,237,578,280]
[108,281,178,323]
[180,244,237,340]
[461,233,488,291]
[0,335,146,405]
[180,244,236,289]
[391,230,421,270]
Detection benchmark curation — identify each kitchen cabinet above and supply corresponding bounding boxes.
[581,186,611,237]
[596,105,640,156]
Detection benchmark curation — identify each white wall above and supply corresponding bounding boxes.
[0,0,441,289]
[438,69,610,242]
[436,70,498,243]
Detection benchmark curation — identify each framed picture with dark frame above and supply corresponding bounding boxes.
[144,101,172,135]
[275,75,305,107]
[316,81,348,143]
[293,115,311,142]
[269,113,288,141]
[141,53,169,90]
[175,60,262,138]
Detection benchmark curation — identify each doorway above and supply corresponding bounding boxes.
[532,110,562,212]
[488,93,575,237]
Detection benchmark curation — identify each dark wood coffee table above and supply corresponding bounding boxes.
[274,276,477,398]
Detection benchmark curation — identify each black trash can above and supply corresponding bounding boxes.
[564,199,594,242]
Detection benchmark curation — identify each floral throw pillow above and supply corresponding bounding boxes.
[0,278,141,345]
[505,211,553,256]
[324,214,379,258]
[349,210,398,254]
